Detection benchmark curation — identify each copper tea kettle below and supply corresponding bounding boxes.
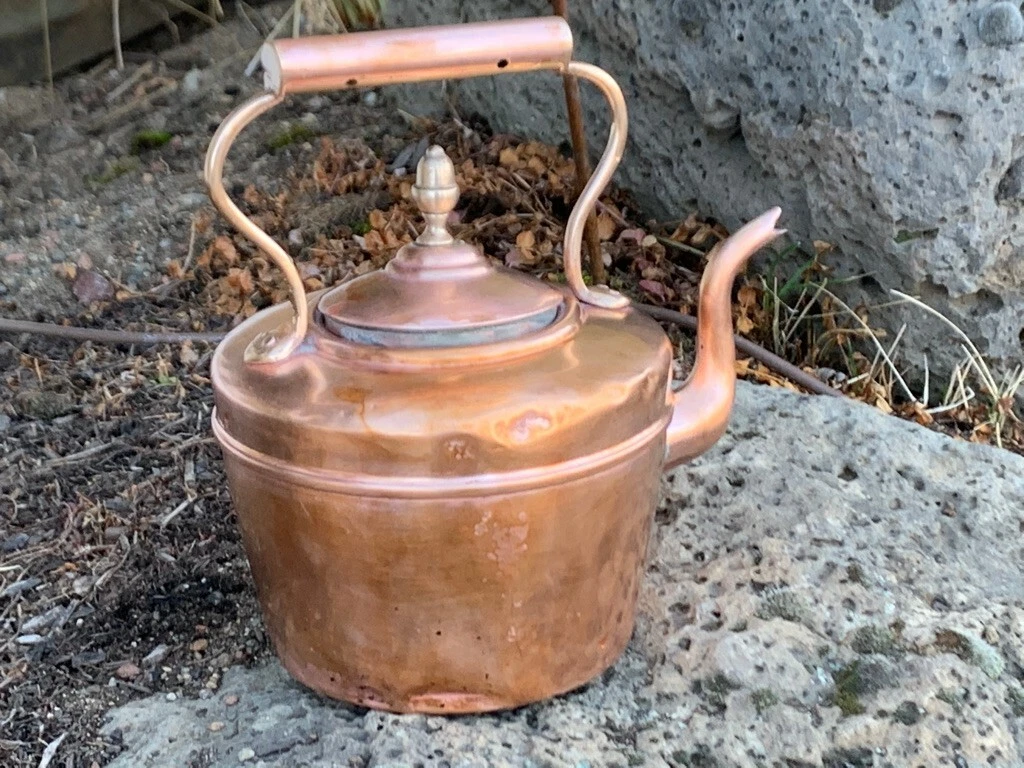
[204,16,784,714]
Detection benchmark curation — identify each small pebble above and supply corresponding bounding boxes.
[363,91,379,107]
[3,252,26,264]
[16,634,45,645]
[72,270,114,305]
[288,228,303,246]
[143,644,169,667]
[209,721,225,732]
[238,747,255,762]
[182,69,202,92]
[1,532,30,552]
[1,576,41,598]
[116,662,141,680]
[190,638,209,652]
[165,692,177,702]
[224,694,240,706]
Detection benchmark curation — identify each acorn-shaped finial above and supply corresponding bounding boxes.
[411,145,460,245]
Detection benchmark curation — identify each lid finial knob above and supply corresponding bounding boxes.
[411,146,460,246]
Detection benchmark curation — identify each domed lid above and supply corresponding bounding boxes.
[316,146,565,348]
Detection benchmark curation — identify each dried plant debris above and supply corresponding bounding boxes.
[0,327,266,767]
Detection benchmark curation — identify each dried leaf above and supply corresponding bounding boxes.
[617,228,645,246]
[368,209,388,230]
[639,279,671,302]
[597,213,617,241]
[737,284,759,310]
[499,147,520,167]
[515,230,535,252]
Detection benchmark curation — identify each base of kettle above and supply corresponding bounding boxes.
[275,638,624,715]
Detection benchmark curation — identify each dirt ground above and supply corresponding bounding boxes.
[1,3,1021,767]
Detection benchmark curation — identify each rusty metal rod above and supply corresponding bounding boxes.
[0,317,224,346]
[634,303,843,398]
[0,308,839,397]
[551,0,606,285]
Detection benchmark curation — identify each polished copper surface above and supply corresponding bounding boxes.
[260,16,574,93]
[206,14,785,714]
[317,146,566,347]
[664,207,785,469]
[212,291,672,481]
[222,434,662,714]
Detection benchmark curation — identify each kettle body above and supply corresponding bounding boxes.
[212,291,672,713]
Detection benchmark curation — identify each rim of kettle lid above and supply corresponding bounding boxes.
[315,145,566,348]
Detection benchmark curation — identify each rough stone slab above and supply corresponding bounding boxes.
[382,0,1024,375]
[100,382,1024,767]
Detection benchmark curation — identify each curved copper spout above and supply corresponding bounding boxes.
[664,207,786,469]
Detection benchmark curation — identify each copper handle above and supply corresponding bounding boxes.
[204,17,630,362]
[260,17,573,92]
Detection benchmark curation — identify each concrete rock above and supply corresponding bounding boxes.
[384,0,1024,377]
[99,382,1024,767]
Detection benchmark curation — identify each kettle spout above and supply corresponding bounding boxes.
[664,207,786,470]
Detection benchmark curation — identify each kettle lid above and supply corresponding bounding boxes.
[316,145,565,348]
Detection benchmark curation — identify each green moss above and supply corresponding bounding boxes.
[754,586,810,625]
[693,672,739,714]
[832,662,867,716]
[268,123,319,150]
[671,745,719,767]
[130,130,173,154]
[936,687,965,711]
[90,156,140,185]
[352,220,372,235]
[850,624,901,656]
[845,562,865,584]
[892,700,922,725]
[894,228,939,244]
[751,688,778,715]
[1006,683,1024,717]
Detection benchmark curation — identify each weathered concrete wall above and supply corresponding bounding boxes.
[0,0,190,86]
[384,0,1024,379]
